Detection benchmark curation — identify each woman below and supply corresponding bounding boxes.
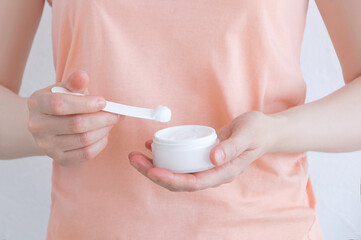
[0,0,360,239]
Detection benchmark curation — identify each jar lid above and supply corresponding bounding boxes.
[153,125,217,147]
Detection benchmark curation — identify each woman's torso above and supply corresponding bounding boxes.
[47,0,323,239]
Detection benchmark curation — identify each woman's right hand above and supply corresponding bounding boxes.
[27,71,123,166]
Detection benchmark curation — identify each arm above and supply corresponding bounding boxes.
[0,0,121,164]
[0,0,46,159]
[128,0,361,192]
[270,0,361,153]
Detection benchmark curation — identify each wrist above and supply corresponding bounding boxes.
[23,98,46,157]
[264,112,288,154]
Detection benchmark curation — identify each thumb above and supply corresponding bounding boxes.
[63,70,90,94]
[210,134,248,167]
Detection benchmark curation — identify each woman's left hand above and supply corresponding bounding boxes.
[128,111,276,192]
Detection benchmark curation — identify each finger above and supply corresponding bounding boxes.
[210,133,249,166]
[64,71,89,94]
[128,152,153,175]
[145,140,153,151]
[49,111,121,134]
[191,155,250,189]
[56,125,113,151]
[215,124,232,142]
[128,150,243,192]
[128,151,148,160]
[58,134,109,166]
[146,168,198,192]
[32,88,105,115]
[147,157,244,192]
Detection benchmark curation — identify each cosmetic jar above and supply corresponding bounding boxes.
[151,125,219,173]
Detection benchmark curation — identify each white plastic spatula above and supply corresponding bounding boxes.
[51,86,172,122]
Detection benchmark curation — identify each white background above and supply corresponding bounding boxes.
[0,1,360,239]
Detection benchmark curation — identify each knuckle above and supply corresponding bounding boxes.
[223,142,238,163]
[27,119,38,133]
[81,148,91,160]
[50,94,65,114]
[188,178,199,192]
[223,162,236,179]
[71,115,86,133]
[166,179,179,192]
[230,142,241,157]
[78,131,91,146]
[81,147,95,160]
[27,95,38,110]
[88,100,98,112]
[164,179,179,192]
[107,114,118,124]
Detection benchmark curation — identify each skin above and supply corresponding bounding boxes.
[26,71,123,166]
[128,0,361,192]
[0,0,123,164]
[0,0,360,189]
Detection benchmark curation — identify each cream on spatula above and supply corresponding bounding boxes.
[51,86,172,122]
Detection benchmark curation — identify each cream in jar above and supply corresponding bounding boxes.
[151,125,218,173]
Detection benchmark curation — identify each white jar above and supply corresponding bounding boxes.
[151,125,219,173]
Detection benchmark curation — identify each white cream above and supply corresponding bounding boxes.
[152,125,218,173]
[156,125,212,141]
[152,105,172,123]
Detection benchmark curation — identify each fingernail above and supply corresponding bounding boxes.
[149,175,159,182]
[215,148,225,165]
[131,160,140,170]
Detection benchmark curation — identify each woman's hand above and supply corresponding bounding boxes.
[128,111,276,192]
[27,71,123,166]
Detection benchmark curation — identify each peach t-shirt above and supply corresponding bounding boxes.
[47,0,324,239]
